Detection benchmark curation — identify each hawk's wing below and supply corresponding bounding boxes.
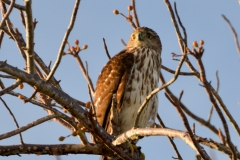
[94,49,134,130]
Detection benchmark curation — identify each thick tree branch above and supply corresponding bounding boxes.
[113,128,240,159]
[0,61,113,143]
[0,143,112,156]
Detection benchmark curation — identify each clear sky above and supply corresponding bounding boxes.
[1,1,240,160]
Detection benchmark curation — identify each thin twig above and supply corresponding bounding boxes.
[86,61,96,117]
[157,114,183,160]
[74,54,95,95]
[19,10,26,28]
[102,38,111,59]
[0,74,15,79]
[1,0,25,10]
[0,79,21,96]
[164,0,184,51]
[121,39,126,46]
[0,115,57,140]
[0,30,4,48]
[24,89,37,103]
[24,0,35,74]
[207,70,219,123]
[2,26,62,89]
[0,97,24,144]
[165,91,211,160]
[196,57,237,160]
[131,0,140,27]
[222,14,240,54]
[46,0,81,81]
[161,64,195,76]
[159,72,221,137]
[134,48,187,128]
[0,0,15,29]
[174,2,187,45]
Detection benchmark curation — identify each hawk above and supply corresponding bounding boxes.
[94,27,162,136]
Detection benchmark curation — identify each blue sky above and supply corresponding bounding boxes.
[1,0,240,160]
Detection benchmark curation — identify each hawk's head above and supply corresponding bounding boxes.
[126,27,162,53]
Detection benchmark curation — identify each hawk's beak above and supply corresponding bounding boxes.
[137,32,144,41]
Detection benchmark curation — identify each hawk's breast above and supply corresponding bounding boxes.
[119,47,161,133]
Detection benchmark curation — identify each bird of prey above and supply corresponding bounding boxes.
[94,27,162,137]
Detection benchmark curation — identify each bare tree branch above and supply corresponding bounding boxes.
[157,114,183,160]
[0,143,113,156]
[165,91,211,160]
[0,115,57,140]
[73,53,95,95]
[0,0,15,29]
[208,70,219,123]
[0,97,24,144]
[196,55,237,160]
[102,38,111,59]
[159,72,221,138]
[0,79,21,96]
[24,0,34,74]
[131,0,140,27]
[1,0,25,10]
[0,61,114,143]
[222,14,240,54]
[161,64,196,76]
[46,0,81,81]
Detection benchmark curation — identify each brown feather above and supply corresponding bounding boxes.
[94,49,134,131]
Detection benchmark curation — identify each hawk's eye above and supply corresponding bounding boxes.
[132,34,136,40]
[146,33,152,39]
